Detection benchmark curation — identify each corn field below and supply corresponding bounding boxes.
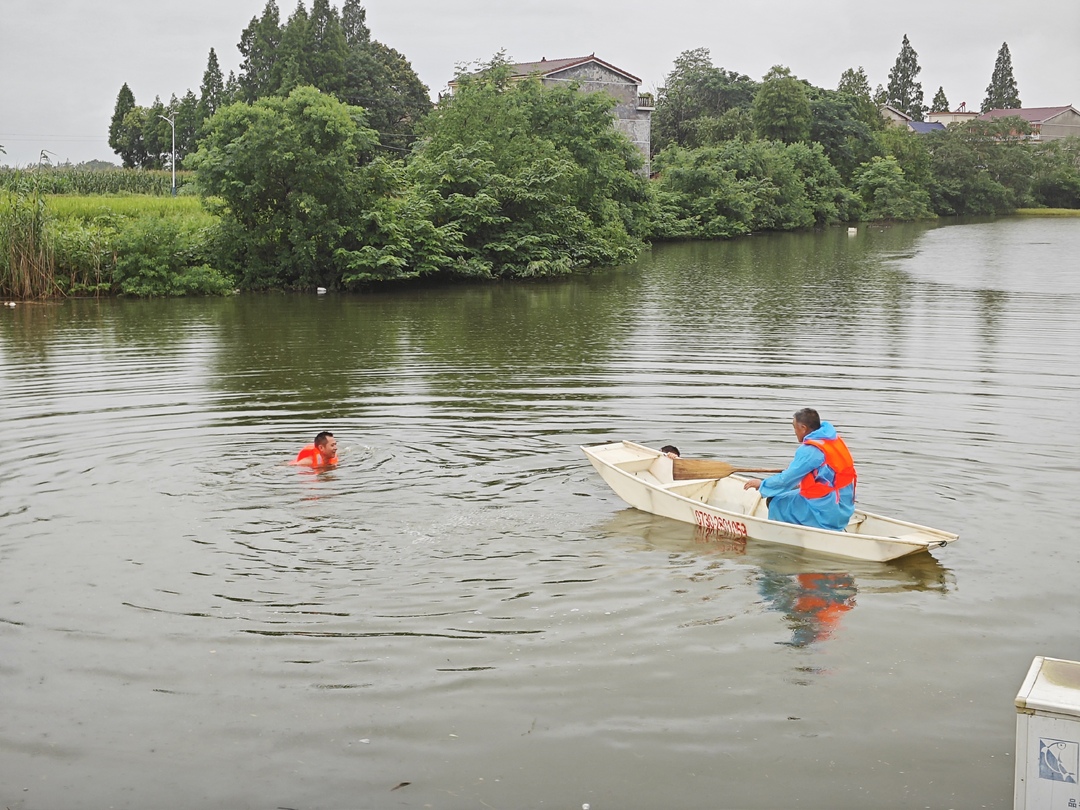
[0,167,193,196]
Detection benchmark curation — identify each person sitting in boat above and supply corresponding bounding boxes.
[291,431,338,467]
[742,409,856,532]
[660,445,680,459]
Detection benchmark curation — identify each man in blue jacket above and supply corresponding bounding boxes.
[743,409,857,531]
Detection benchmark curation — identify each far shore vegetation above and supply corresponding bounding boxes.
[3,1,1078,300]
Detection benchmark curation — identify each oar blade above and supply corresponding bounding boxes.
[672,458,738,480]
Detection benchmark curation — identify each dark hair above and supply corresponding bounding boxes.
[793,409,821,431]
[660,445,680,457]
[314,431,334,446]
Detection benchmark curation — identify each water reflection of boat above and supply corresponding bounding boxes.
[594,508,951,593]
[584,441,959,561]
[594,508,952,592]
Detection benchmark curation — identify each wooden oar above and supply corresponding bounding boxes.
[672,458,783,481]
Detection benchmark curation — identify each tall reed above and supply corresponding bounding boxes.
[1,179,57,299]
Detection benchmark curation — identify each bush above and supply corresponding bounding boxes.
[112,218,232,296]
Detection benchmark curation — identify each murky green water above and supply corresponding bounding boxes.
[2,218,1079,809]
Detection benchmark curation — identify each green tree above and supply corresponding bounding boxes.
[277,2,314,92]
[653,48,758,151]
[109,83,140,168]
[342,39,431,149]
[809,87,880,181]
[140,97,172,170]
[237,0,283,102]
[931,86,949,112]
[752,65,812,143]
[886,34,925,121]
[925,118,1034,214]
[412,58,649,277]
[174,91,201,163]
[1030,138,1080,208]
[191,86,383,288]
[306,0,349,96]
[837,66,883,131]
[341,0,370,45]
[651,139,856,239]
[852,156,934,220]
[873,127,933,191]
[197,48,225,122]
[982,42,1021,112]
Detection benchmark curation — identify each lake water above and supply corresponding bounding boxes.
[2,217,1079,809]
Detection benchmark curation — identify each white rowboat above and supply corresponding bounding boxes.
[582,441,958,562]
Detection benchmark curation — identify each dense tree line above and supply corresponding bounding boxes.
[85,15,1080,295]
[646,42,1078,239]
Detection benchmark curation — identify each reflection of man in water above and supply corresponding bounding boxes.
[758,571,857,647]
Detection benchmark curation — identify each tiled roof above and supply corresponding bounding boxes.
[978,106,1075,123]
[909,121,946,133]
[507,55,641,84]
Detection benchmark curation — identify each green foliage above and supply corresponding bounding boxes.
[3,185,227,299]
[752,66,812,143]
[886,34,926,121]
[852,156,934,220]
[412,63,649,277]
[111,218,232,296]
[234,0,430,149]
[837,67,885,132]
[651,139,856,239]
[109,84,140,168]
[238,0,283,102]
[0,185,54,298]
[874,128,933,189]
[653,48,758,151]
[1030,138,1080,209]
[342,39,431,149]
[809,87,881,181]
[191,84,446,288]
[198,48,226,120]
[982,42,1021,112]
[191,85,385,289]
[931,86,949,113]
[925,118,1034,214]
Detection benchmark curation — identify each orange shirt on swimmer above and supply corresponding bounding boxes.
[290,432,338,467]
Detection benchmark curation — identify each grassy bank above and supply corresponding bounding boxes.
[2,192,230,299]
[1014,208,1080,217]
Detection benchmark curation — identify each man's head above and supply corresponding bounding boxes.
[792,408,821,441]
[660,445,680,458]
[314,431,337,458]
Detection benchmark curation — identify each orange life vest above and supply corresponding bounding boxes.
[293,444,337,467]
[799,436,856,500]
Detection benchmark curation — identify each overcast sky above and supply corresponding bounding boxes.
[2,0,1078,167]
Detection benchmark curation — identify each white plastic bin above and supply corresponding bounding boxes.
[1015,656,1080,809]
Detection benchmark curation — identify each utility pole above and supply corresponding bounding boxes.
[158,114,176,196]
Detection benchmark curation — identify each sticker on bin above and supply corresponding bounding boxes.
[1040,738,1079,783]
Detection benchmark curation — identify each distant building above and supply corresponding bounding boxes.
[928,102,979,126]
[879,104,912,128]
[450,54,653,172]
[977,106,1080,142]
[879,105,945,134]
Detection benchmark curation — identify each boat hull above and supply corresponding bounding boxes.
[582,441,958,562]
